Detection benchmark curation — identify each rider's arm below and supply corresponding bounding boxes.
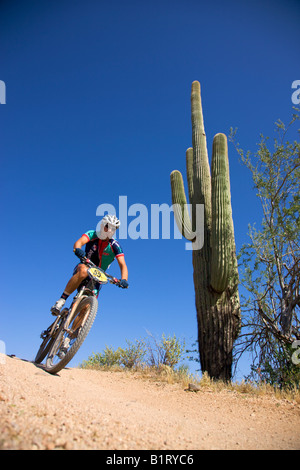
[73,234,89,250]
[117,255,128,281]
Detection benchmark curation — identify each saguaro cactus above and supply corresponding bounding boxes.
[171,81,241,381]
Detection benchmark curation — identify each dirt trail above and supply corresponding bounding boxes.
[0,355,299,450]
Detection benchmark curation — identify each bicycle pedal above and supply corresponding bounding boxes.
[50,308,60,317]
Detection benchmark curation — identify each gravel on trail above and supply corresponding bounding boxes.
[1,355,299,450]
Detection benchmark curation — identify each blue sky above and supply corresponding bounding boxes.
[1,0,299,379]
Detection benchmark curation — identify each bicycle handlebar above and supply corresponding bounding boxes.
[74,248,124,287]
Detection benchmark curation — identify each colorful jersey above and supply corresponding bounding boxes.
[82,230,124,272]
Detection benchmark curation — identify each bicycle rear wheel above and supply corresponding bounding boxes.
[45,296,98,374]
[35,333,55,364]
[34,316,64,364]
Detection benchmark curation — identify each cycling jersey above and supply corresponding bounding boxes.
[81,230,124,272]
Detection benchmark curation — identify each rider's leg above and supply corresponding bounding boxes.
[51,264,88,315]
[63,264,89,296]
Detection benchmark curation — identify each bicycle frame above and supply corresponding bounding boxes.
[48,259,118,332]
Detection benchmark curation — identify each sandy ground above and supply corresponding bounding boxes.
[0,355,299,450]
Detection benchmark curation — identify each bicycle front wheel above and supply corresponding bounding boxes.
[45,296,98,374]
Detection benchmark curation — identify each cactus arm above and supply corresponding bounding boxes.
[191,81,211,228]
[186,147,197,232]
[170,170,195,241]
[186,147,194,205]
[210,133,233,293]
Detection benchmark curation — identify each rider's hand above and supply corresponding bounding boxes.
[74,248,86,260]
[119,279,129,289]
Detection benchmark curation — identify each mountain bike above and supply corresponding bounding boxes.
[35,250,127,374]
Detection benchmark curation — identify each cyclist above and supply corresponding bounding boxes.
[51,215,128,315]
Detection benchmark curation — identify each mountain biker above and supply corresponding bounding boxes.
[51,215,128,315]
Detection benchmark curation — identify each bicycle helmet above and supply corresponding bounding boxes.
[102,214,121,229]
[98,214,120,240]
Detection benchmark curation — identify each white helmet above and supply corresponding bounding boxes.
[98,214,120,240]
[102,214,120,229]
